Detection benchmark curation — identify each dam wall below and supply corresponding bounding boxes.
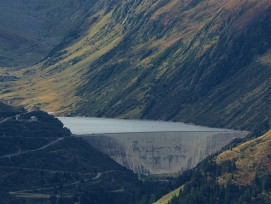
[81,131,248,175]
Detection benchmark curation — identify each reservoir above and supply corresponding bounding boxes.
[58,117,230,135]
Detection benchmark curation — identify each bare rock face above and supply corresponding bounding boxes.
[81,131,248,175]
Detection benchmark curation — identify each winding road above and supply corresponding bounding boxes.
[0,111,34,124]
[0,137,64,159]
[9,170,120,195]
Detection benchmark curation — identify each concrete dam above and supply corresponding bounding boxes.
[59,117,248,175]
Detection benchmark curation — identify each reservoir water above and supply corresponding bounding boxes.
[58,117,231,135]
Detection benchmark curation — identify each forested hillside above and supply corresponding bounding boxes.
[0,103,173,203]
[168,130,271,204]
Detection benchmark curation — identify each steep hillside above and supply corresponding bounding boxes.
[0,103,172,203]
[0,0,271,134]
[216,130,271,186]
[165,130,271,204]
[0,110,71,138]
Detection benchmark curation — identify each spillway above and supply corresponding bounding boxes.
[59,117,248,175]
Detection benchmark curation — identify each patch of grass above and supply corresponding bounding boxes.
[154,186,183,204]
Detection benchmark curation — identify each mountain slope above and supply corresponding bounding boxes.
[166,130,271,204]
[0,0,271,134]
[216,130,271,186]
[0,103,172,203]
[0,0,99,67]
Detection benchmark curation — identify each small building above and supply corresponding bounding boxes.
[30,116,38,122]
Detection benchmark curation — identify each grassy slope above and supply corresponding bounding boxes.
[216,130,271,185]
[0,1,122,114]
[154,186,183,204]
[0,0,271,134]
[161,129,271,204]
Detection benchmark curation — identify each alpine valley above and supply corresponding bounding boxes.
[1,0,270,134]
[0,0,271,203]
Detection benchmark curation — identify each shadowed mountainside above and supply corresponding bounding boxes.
[0,0,99,67]
[0,102,173,204]
[0,101,24,118]
[0,0,271,134]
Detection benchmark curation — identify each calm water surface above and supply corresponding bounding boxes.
[58,117,230,135]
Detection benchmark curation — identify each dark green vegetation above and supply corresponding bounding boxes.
[0,102,176,204]
[168,130,271,204]
[0,102,24,118]
[0,111,71,138]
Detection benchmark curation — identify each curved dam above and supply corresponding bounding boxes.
[59,117,249,175]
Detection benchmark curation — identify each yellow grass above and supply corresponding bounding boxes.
[0,9,123,114]
[151,0,179,20]
[216,130,271,185]
[259,49,271,65]
[153,186,183,204]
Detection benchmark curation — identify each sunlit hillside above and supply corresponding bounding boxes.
[0,0,271,134]
[162,130,271,204]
